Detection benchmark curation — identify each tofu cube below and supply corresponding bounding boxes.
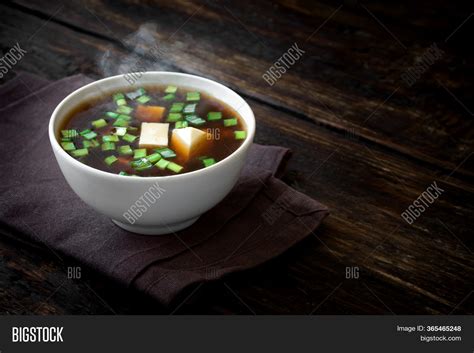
[139,123,169,148]
[171,127,206,160]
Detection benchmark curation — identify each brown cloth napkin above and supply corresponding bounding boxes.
[0,73,329,305]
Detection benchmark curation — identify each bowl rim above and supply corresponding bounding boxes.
[49,71,255,181]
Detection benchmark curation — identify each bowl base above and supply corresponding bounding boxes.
[112,217,199,235]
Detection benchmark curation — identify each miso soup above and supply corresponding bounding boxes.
[58,85,247,176]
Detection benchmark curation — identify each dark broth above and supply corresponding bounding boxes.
[59,86,247,177]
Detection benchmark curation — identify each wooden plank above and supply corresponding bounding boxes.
[0,5,472,314]
[0,232,168,314]
[7,0,474,177]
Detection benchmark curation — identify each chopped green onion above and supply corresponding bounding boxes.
[61,138,72,142]
[155,147,176,158]
[127,126,138,132]
[71,148,88,157]
[122,133,137,143]
[113,118,129,127]
[146,152,162,164]
[126,88,146,100]
[175,121,188,129]
[183,103,197,114]
[113,93,127,106]
[136,95,151,104]
[165,85,177,94]
[167,162,183,173]
[79,129,92,136]
[101,142,116,151]
[104,155,118,166]
[102,134,119,142]
[118,145,133,156]
[91,118,107,129]
[223,118,238,127]
[117,114,132,120]
[133,148,147,159]
[61,141,76,151]
[118,171,129,176]
[234,130,247,140]
[83,139,99,148]
[83,131,98,140]
[191,119,206,125]
[162,94,175,101]
[207,112,222,121]
[202,157,216,168]
[116,105,133,115]
[170,102,184,113]
[61,129,78,139]
[186,91,200,102]
[113,127,127,136]
[105,112,119,119]
[185,115,206,125]
[155,158,170,170]
[167,113,182,122]
[131,158,153,171]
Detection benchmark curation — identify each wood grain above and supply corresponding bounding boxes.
[0,1,472,315]
[7,0,474,177]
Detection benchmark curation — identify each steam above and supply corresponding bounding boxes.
[97,23,168,83]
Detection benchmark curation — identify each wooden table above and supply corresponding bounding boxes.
[0,0,472,314]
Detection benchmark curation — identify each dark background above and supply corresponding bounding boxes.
[0,0,472,314]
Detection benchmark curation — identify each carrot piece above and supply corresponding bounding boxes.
[117,156,132,165]
[135,105,166,122]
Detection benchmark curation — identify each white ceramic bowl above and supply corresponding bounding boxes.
[49,72,255,235]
